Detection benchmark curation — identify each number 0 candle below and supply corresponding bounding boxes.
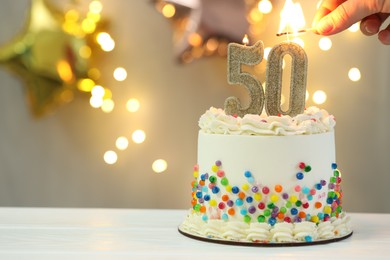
[265,42,307,117]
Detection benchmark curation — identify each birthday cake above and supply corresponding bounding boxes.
[179,106,352,245]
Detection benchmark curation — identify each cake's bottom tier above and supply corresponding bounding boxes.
[180,211,352,244]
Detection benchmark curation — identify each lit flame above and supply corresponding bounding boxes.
[242,34,249,45]
[278,0,306,34]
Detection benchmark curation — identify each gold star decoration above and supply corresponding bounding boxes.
[0,0,109,117]
[155,0,250,63]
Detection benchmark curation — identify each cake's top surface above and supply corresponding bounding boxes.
[199,106,335,136]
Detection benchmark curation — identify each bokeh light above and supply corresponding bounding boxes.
[152,159,168,173]
[348,68,361,82]
[89,96,103,108]
[126,98,140,112]
[264,47,272,60]
[312,90,327,104]
[319,37,332,51]
[104,150,117,165]
[162,3,175,18]
[79,45,91,58]
[101,99,115,113]
[132,130,146,144]
[96,32,115,52]
[348,22,360,32]
[258,0,273,14]
[89,0,103,14]
[77,78,95,92]
[113,67,127,81]
[116,136,129,150]
[91,85,105,97]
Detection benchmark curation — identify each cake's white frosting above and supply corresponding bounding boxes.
[180,212,351,243]
[199,106,335,136]
[182,106,351,244]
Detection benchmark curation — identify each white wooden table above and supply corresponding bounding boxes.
[0,208,389,259]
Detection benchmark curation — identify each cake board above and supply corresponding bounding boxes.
[178,226,353,247]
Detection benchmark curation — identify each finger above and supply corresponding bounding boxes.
[378,23,390,45]
[361,13,390,35]
[312,0,347,28]
[315,0,384,35]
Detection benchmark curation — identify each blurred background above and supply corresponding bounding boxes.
[0,0,389,213]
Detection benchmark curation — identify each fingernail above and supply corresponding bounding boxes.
[364,24,375,34]
[316,17,334,34]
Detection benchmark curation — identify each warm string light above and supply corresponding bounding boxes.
[319,37,332,51]
[152,159,168,173]
[348,68,361,82]
[313,90,327,104]
[258,0,273,14]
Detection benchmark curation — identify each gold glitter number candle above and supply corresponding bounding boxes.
[225,37,264,117]
[265,42,307,117]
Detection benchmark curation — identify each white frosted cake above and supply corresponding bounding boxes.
[179,106,352,245]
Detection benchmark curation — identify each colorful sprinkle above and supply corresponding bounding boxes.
[244,171,252,178]
[258,202,265,210]
[274,184,283,193]
[217,170,225,178]
[248,206,256,214]
[235,198,244,206]
[254,193,262,201]
[244,215,251,223]
[302,187,310,195]
[221,178,229,186]
[242,183,250,191]
[221,213,228,221]
[190,159,345,227]
[222,194,229,201]
[299,162,306,169]
[247,177,255,183]
[305,236,313,242]
[270,194,279,203]
[268,217,277,226]
[262,186,270,194]
[257,215,266,222]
